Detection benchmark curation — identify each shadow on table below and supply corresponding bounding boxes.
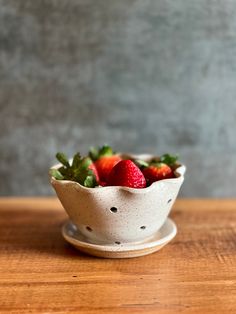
[0,207,95,260]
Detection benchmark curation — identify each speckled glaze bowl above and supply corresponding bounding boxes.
[50,154,185,244]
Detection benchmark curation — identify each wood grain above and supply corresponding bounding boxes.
[0,198,235,313]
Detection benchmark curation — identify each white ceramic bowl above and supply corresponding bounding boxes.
[50,154,185,244]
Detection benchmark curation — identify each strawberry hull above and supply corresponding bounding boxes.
[50,154,185,244]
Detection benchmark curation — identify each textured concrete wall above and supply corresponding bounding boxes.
[0,0,236,196]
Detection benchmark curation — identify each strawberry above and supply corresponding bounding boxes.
[136,153,178,185]
[89,145,122,183]
[108,160,146,188]
[95,155,121,183]
[52,152,99,188]
[142,163,173,185]
[88,162,100,183]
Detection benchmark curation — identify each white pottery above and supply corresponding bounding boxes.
[50,154,185,245]
[62,218,177,258]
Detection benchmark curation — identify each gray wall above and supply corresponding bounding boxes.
[0,0,236,197]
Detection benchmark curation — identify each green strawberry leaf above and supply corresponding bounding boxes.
[72,152,81,169]
[160,154,178,166]
[84,175,97,188]
[56,152,70,167]
[99,144,113,157]
[89,147,99,161]
[89,144,113,161]
[58,166,68,176]
[50,169,64,180]
[134,159,149,169]
[79,157,93,171]
[74,166,98,187]
[53,151,99,187]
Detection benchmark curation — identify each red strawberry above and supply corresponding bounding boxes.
[89,145,122,183]
[95,155,121,182]
[142,163,173,185]
[88,163,100,183]
[108,160,146,188]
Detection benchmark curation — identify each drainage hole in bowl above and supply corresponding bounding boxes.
[110,207,118,213]
[140,226,146,230]
[86,226,92,232]
[167,199,172,204]
[115,241,121,245]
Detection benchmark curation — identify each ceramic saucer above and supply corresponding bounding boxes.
[62,218,177,258]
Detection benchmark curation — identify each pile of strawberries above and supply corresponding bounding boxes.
[51,145,179,189]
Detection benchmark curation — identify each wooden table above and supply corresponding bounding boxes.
[0,198,235,313]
